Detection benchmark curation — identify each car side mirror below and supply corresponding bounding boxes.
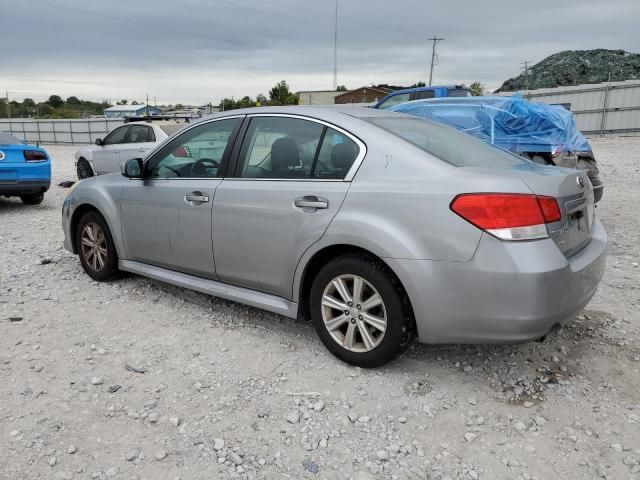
[121,158,144,178]
[95,138,103,146]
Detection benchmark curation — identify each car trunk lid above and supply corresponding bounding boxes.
[467,164,594,257]
[0,145,29,164]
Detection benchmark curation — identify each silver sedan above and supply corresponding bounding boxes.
[62,106,607,367]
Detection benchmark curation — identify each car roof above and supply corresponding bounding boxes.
[418,96,509,105]
[388,85,466,95]
[192,105,408,125]
[125,120,184,126]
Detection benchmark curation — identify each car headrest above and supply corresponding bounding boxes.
[331,142,357,169]
[271,138,300,172]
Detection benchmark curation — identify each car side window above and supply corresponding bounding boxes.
[415,90,435,100]
[145,118,240,178]
[377,93,411,110]
[127,125,155,143]
[313,128,359,179]
[236,117,324,179]
[103,126,129,145]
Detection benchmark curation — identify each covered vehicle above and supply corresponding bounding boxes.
[390,96,603,202]
[0,132,51,205]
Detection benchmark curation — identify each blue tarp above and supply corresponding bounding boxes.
[389,95,592,154]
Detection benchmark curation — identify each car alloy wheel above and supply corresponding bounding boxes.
[80,222,108,272]
[321,274,387,352]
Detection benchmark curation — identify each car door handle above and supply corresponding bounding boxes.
[294,196,328,209]
[137,148,146,152]
[185,192,209,203]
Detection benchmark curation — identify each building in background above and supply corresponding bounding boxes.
[298,90,342,106]
[334,85,397,104]
[103,104,162,118]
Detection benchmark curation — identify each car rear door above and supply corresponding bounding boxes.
[120,117,242,278]
[93,125,130,174]
[211,114,364,299]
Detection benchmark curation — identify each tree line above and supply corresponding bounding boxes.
[0,79,484,119]
[0,95,110,119]
[218,80,301,111]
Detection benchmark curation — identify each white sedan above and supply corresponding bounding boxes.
[75,121,184,179]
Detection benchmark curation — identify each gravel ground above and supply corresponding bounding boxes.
[1,138,639,480]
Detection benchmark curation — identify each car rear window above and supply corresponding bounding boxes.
[362,116,528,168]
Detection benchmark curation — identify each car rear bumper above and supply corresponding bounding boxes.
[0,161,51,196]
[386,217,607,344]
[0,179,51,195]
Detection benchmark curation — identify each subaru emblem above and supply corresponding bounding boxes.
[0,151,5,161]
[576,176,585,188]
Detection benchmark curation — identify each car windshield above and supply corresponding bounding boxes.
[362,116,529,168]
[0,132,24,145]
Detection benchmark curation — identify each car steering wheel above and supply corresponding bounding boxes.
[191,158,220,177]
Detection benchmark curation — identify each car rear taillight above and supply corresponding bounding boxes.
[551,144,564,158]
[450,193,561,241]
[23,150,48,162]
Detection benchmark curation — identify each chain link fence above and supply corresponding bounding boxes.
[0,118,125,145]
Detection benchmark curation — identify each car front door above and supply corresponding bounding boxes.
[93,125,130,174]
[119,124,157,164]
[212,115,364,299]
[120,116,242,278]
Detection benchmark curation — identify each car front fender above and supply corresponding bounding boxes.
[64,177,124,258]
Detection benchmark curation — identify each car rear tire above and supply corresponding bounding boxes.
[309,253,414,368]
[76,210,119,281]
[529,154,550,165]
[20,192,44,205]
[77,158,94,180]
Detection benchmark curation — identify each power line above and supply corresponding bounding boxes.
[428,37,444,86]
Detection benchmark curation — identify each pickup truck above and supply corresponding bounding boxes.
[374,85,470,110]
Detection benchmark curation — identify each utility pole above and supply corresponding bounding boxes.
[146,93,149,117]
[428,37,444,86]
[5,90,11,119]
[521,61,532,90]
[332,0,338,90]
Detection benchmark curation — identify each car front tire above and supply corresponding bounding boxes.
[20,192,44,205]
[309,253,414,368]
[76,211,119,281]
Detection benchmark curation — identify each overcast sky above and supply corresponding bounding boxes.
[1,0,638,105]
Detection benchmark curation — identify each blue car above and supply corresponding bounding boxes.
[390,96,603,202]
[0,132,51,205]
